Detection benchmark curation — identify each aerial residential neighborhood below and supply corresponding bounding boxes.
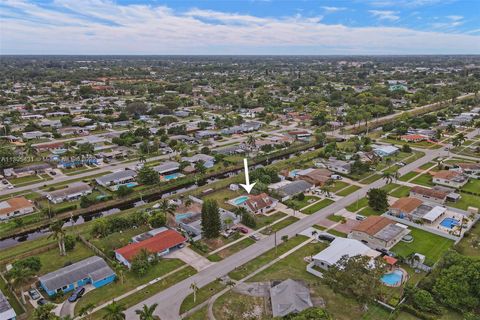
[1,1,480,320]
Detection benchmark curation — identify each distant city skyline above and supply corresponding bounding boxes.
[1,0,480,55]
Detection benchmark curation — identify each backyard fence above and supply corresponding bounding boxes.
[78,235,115,264]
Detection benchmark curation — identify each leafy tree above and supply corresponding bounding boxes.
[137,166,160,185]
[241,211,257,228]
[0,146,21,169]
[78,302,96,320]
[64,234,76,251]
[281,307,332,319]
[194,160,207,175]
[33,303,58,320]
[404,286,439,314]
[201,199,221,239]
[367,188,389,212]
[401,144,412,153]
[148,212,166,228]
[12,256,41,272]
[116,185,133,197]
[323,255,387,305]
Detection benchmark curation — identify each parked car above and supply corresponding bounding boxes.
[317,234,335,242]
[249,234,260,241]
[331,174,343,180]
[68,287,85,303]
[50,171,56,175]
[235,226,249,234]
[355,214,367,221]
[376,248,396,257]
[37,298,48,306]
[28,289,41,300]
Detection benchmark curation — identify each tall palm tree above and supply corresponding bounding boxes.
[79,302,96,320]
[112,262,125,285]
[190,282,199,303]
[246,134,257,156]
[382,172,393,184]
[135,303,158,320]
[158,199,177,219]
[103,301,126,320]
[48,220,66,256]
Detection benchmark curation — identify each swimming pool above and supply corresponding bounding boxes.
[440,217,460,229]
[232,196,249,206]
[381,269,403,286]
[164,173,183,181]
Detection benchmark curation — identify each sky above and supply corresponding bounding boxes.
[1,0,480,55]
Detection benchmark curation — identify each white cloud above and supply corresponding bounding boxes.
[321,6,347,13]
[369,10,400,21]
[0,0,479,54]
[447,15,463,21]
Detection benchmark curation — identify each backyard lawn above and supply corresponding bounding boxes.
[391,227,454,266]
[37,241,95,275]
[462,179,480,194]
[301,199,334,214]
[447,192,480,211]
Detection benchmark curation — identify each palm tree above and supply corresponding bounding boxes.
[158,199,177,219]
[48,220,66,256]
[139,154,146,163]
[446,123,456,134]
[7,267,34,304]
[103,301,126,320]
[112,262,125,285]
[246,134,257,156]
[190,282,199,303]
[79,302,96,320]
[382,172,393,184]
[135,303,158,320]
[456,132,466,144]
[33,303,57,320]
[392,170,400,182]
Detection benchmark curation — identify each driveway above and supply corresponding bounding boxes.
[165,247,214,271]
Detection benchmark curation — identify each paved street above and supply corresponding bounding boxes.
[124,145,449,320]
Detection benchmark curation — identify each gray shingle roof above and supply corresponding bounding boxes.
[39,256,115,291]
[96,169,137,185]
[270,279,313,317]
[153,161,180,174]
[278,180,313,197]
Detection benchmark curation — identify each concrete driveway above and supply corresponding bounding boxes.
[165,247,214,271]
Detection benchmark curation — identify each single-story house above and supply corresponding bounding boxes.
[409,185,448,204]
[46,182,93,204]
[181,154,215,168]
[4,163,51,178]
[0,289,16,320]
[0,197,35,221]
[388,197,423,220]
[277,180,314,201]
[432,170,469,189]
[95,169,137,190]
[270,279,313,318]
[372,145,399,158]
[449,162,480,178]
[22,131,51,140]
[400,134,429,143]
[323,158,351,175]
[297,169,332,186]
[241,193,278,214]
[115,229,186,268]
[39,256,116,297]
[349,216,410,250]
[311,237,380,271]
[152,161,180,175]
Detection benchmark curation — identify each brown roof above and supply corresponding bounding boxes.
[298,169,331,184]
[410,186,447,200]
[0,197,34,217]
[390,197,423,213]
[458,163,480,170]
[433,170,461,180]
[244,193,275,212]
[352,216,393,236]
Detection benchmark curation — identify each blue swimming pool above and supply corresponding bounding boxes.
[232,196,249,205]
[381,270,403,286]
[164,173,182,181]
[440,217,460,229]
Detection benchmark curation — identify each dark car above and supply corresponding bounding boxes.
[376,248,396,257]
[37,298,48,306]
[68,287,85,303]
[318,234,335,242]
[28,289,41,300]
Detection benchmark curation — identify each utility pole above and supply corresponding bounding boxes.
[274,231,277,256]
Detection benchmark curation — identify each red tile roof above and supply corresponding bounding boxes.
[244,193,274,212]
[115,229,186,262]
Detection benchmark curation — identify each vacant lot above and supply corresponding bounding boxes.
[302,199,334,214]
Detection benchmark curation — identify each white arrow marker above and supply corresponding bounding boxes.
[240,158,256,194]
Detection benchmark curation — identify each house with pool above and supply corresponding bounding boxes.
[230,193,278,215]
[39,256,116,297]
[95,169,138,191]
[152,161,184,181]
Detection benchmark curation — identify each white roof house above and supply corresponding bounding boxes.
[312,237,380,270]
[422,206,447,223]
[372,145,399,157]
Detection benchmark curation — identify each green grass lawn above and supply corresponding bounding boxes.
[390,186,412,198]
[90,225,151,252]
[183,306,209,320]
[359,174,382,184]
[284,195,320,210]
[180,279,225,313]
[346,197,369,212]
[419,162,436,170]
[399,171,418,182]
[260,216,299,235]
[411,173,434,187]
[462,179,480,194]
[9,174,44,186]
[212,237,256,260]
[0,275,24,316]
[447,193,480,211]
[336,185,361,196]
[358,206,383,216]
[228,235,308,280]
[330,181,349,192]
[327,214,345,222]
[455,221,480,258]
[37,241,95,275]
[381,183,401,193]
[212,291,269,320]
[253,211,287,230]
[301,199,334,214]
[391,227,454,266]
